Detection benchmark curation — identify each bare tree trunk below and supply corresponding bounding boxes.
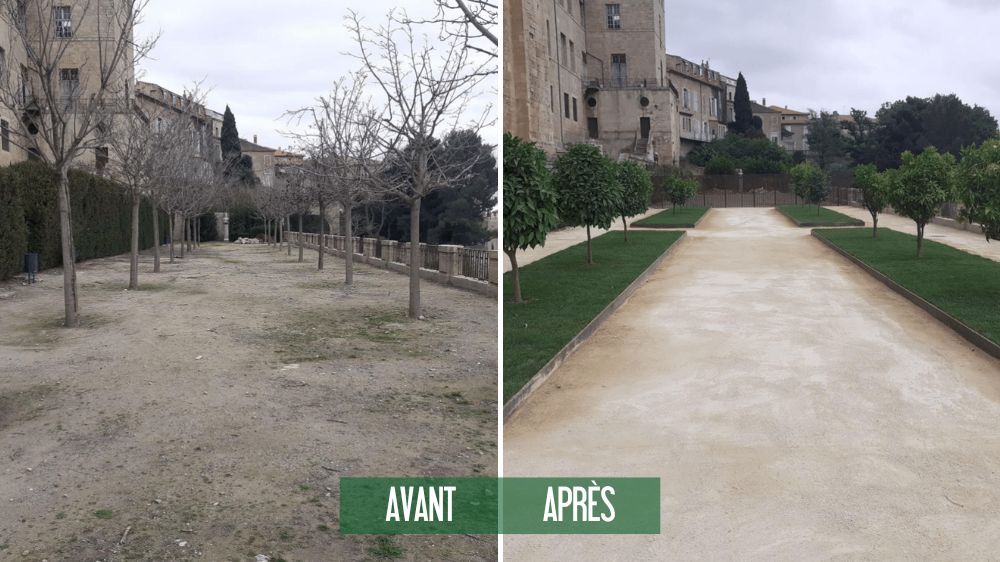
[318,199,326,270]
[345,203,354,285]
[180,217,186,259]
[506,249,522,304]
[286,215,292,255]
[196,216,201,248]
[297,214,304,263]
[586,224,593,264]
[152,208,161,273]
[169,213,176,263]
[129,193,140,290]
[408,198,421,319]
[57,167,79,327]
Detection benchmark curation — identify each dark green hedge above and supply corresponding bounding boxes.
[0,160,169,281]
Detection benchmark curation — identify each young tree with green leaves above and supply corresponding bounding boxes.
[956,138,1000,242]
[892,147,956,257]
[790,162,830,212]
[503,134,559,303]
[663,175,699,214]
[615,161,652,242]
[853,164,890,237]
[552,144,621,264]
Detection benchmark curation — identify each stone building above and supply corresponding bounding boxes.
[0,0,136,169]
[135,81,222,165]
[504,0,680,165]
[240,135,276,187]
[752,99,811,153]
[666,54,729,157]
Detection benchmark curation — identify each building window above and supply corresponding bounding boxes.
[19,65,30,104]
[588,117,599,139]
[59,68,79,100]
[606,4,620,29]
[54,6,72,38]
[682,88,689,109]
[682,117,691,132]
[547,21,554,58]
[572,97,578,121]
[563,93,570,118]
[0,48,6,82]
[560,33,567,66]
[95,147,109,172]
[1,120,9,152]
[610,53,626,87]
[550,85,554,113]
[569,40,575,72]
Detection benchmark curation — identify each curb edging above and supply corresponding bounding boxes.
[632,207,711,230]
[812,231,1000,362]
[778,207,865,228]
[503,231,689,422]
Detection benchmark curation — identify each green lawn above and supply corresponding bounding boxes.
[504,230,684,402]
[815,227,1000,345]
[632,206,709,228]
[778,205,865,227]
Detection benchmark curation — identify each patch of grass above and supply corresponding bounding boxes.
[815,228,1000,345]
[368,536,404,559]
[278,529,294,541]
[94,509,114,519]
[778,205,865,227]
[632,206,709,228]
[55,512,66,520]
[0,384,57,430]
[264,306,410,363]
[296,280,342,290]
[316,524,331,532]
[504,230,683,402]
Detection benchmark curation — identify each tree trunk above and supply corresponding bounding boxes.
[152,208,161,273]
[297,214,304,263]
[408,198,422,319]
[917,222,924,257]
[169,214,176,263]
[506,249,522,304]
[871,211,878,238]
[586,224,593,265]
[622,216,629,243]
[57,167,79,327]
[345,203,354,286]
[196,216,201,247]
[129,193,140,290]
[286,216,292,255]
[179,216,186,259]
[317,199,326,270]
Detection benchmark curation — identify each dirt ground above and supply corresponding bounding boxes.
[0,242,497,561]
[505,208,1000,561]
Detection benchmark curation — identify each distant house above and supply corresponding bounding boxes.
[752,99,810,153]
[240,136,277,187]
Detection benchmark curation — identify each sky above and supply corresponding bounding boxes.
[665,0,1000,119]
[134,0,497,151]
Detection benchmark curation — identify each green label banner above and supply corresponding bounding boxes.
[339,477,659,535]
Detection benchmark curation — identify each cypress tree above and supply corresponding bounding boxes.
[221,105,241,164]
[732,72,753,135]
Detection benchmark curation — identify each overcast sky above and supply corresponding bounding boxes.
[665,0,1000,118]
[135,1,496,151]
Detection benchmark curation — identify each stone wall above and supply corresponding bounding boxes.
[287,232,498,298]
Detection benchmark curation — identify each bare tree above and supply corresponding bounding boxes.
[347,11,491,318]
[0,0,156,326]
[287,73,385,286]
[407,0,497,62]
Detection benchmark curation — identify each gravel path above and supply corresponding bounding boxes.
[0,242,497,561]
[504,208,1000,561]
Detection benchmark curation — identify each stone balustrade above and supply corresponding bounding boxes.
[286,231,498,297]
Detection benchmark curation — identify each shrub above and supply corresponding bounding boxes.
[615,160,652,241]
[704,156,736,175]
[0,173,27,280]
[663,175,699,212]
[790,162,830,209]
[0,161,168,276]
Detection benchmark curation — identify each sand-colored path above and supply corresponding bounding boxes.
[504,208,1000,561]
